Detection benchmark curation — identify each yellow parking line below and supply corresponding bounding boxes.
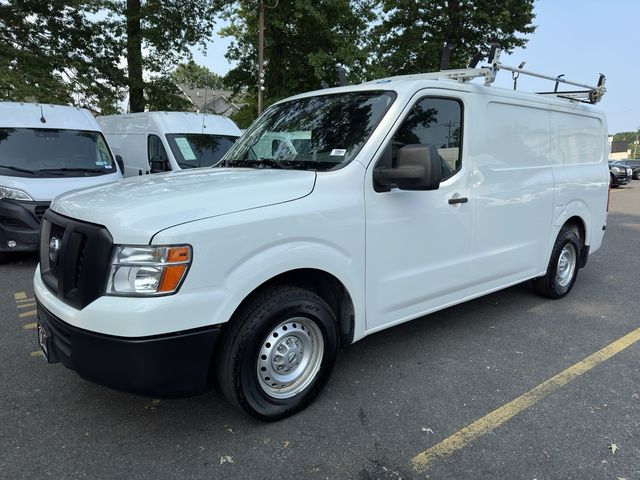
[30,351,44,358]
[17,302,37,309]
[411,326,640,473]
[16,298,35,304]
[23,322,37,330]
[18,309,37,318]
[14,292,27,300]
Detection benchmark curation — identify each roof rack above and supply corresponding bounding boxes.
[436,46,606,104]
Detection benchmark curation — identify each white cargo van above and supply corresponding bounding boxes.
[0,102,122,263]
[97,112,242,177]
[34,55,609,420]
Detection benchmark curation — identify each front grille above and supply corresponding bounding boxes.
[40,210,113,310]
[34,205,48,223]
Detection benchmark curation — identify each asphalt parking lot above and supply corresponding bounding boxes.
[1,184,639,480]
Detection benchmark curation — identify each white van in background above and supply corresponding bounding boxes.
[97,112,242,177]
[0,102,123,263]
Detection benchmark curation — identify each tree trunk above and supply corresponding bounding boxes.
[126,0,144,112]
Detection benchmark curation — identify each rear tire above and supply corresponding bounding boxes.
[216,285,339,421]
[533,227,581,299]
[0,252,8,264]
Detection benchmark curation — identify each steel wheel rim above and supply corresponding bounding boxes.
[257,317,324,399]
[556,244,577,288]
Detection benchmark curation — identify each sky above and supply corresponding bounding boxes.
[191,0,640,134]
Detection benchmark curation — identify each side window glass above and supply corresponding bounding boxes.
[392,97,462,181]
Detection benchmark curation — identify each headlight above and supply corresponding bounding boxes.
[0,186,33,201]
[106,245,192,296]
[611,166,621,173]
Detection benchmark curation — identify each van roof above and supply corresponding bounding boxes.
[97,111,242,137]
[279,74,604,114]
[0,102,100,130]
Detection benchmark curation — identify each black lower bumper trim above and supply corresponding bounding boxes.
[36,300,220,396]
[0,199,49,252]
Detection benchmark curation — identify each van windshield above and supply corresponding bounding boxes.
[220,91,396,171]
[0,128,116,177]
[166,134,237,168]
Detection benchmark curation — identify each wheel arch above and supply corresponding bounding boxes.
[225,268,356,347]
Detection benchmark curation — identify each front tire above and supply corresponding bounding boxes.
[216,286,339,421]
[533,227,581,299]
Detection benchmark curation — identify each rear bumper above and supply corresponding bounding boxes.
[36,300,220,396]
[0,199,49,252]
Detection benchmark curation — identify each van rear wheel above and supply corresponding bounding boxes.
[216,286,338,421]
[533,227,581,299]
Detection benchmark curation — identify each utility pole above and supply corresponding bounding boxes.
[257,0,278,115]
[634,127,639,159]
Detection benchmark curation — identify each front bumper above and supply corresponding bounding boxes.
[610,171,629,187]
[36,300,220,396]
[0,199,49,252]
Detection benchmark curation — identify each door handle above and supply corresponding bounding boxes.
[448,196,468,205]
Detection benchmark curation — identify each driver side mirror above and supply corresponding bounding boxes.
[115,155,125,174]
[373,144,442,191]
[149,155,169,173]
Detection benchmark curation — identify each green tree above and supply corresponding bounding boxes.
[103,0,224,112]
[369,0,536,77]
[172,60,225,89]
[613,130,640,159]
[0,0,125,111]
[1,1,224,113]
[221,0,376,123]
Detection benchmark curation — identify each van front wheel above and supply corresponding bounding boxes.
[533,227,581,299]
[216,286,339,421]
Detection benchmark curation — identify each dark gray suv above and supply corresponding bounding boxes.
[613,160,640,180]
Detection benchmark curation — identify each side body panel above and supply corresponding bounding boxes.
[470,98,555,284]
[548,107,608,257]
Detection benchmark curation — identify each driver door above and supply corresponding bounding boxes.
[365,95,473,331]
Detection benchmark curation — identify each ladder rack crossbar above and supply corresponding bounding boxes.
[495,64,601,92]
[430,48,606,104]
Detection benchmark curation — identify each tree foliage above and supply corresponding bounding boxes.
[370,0,536,76]
[0,0,223,113]
[101,0,223,112]
[612,130,640,159]
[172,60,225,89]
[221,0,376,121]
[0,0,124,112]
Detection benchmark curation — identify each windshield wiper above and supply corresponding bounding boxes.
[224,158,286,169]
[39,167,109,173]
[0,165,38,174]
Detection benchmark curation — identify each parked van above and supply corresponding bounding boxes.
[0,102,122,263]
[34,59,609,420]
[97,112,242,177]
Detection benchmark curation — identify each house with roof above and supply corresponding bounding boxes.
[179,87,241,117]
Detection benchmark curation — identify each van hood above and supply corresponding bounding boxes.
[51,168,316,243]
